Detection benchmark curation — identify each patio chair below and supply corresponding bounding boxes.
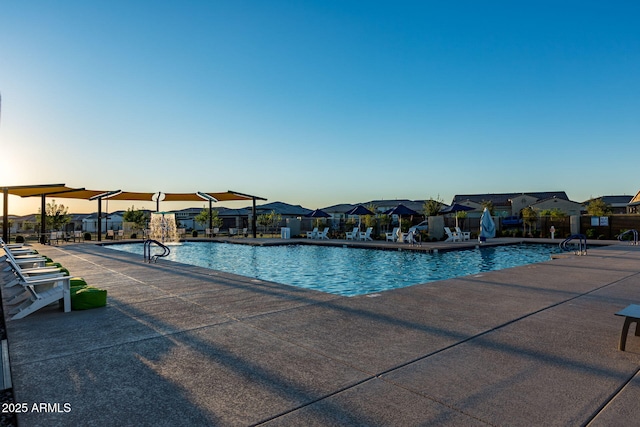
[444,227,461,242]
[4,253,64,288]
[306,227,319,239]
[106,230,115,240]
[317,227,330,240]
[455,227,471,241]
[359,227,373,241]
[5,268,71,320]
[345,227,359,240]
[403,229,420,246]
[385,227,399,242]
[1,247,48,272]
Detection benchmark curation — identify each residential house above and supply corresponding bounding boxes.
[82,211,125,233]
[452,192,571,218]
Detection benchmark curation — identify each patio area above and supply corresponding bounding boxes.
[2,240,640,426]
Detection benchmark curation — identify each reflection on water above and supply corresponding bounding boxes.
[107,243,562,296]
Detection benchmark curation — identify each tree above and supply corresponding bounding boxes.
[37,199,70,231]
[195,208,222,230]
[363,203,378,229]
[123,206,148,231]
[586,198,611,217]
[423,195,444,216]
[521,207,538,236]
[539,208,566,219]
[257,210,281,235]
[481,200,494,215]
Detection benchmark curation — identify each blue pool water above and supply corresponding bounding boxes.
[106,242,563,296]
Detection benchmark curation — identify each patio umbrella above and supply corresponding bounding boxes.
[384,203,419,233]
[479,207,496,242]
[305,208,331,227]
[440,203,475,229]
[345,205,374,230]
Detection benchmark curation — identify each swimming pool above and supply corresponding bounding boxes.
[106,242,563,296]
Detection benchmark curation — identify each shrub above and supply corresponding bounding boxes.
[130,233,137,239]
[84,232,92,241]
[15,235,25,243]
[192,230,198,238]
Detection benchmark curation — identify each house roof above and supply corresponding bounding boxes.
[452,192,569,206]
[253,201,311,216]
[589,195,633,206]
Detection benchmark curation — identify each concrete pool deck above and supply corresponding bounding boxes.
[3,238,640,426]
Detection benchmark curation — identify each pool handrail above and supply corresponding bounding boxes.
[618,229,639,245]
[143,239,171,263]
[559,234,587,256]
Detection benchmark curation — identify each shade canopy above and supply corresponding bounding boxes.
[345,205,374,216]
[305,208,331,218]
[384,203,419,216]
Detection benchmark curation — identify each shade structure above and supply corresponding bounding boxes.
[345,205,374,229]
[384,203,419,233]
[480,207,496,241]
[440,203,475,229]
[306,208,331,218]
[305,208,331,227]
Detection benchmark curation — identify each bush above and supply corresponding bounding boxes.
[192,230,198,237]
[130,233,137,239]
[84,232,92,241]
[15,235,25,243]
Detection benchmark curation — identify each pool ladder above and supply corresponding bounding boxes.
[143,239,171,263]
[618,229,639,245]
[559,234,588,256]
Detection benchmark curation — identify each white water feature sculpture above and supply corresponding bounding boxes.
[149,212,179,243]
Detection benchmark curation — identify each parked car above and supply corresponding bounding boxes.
[502,216,523,227]
[410,220,429,232]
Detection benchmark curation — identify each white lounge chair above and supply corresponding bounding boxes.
[359,227,373,241]
[403,229,420,246]
[345,227,359,240]
[444,227,461,242]
[5,266,71,320]
[386,227,399,242]
[306,227,319,239]
[455,227,471,241]
[317,227,330,240]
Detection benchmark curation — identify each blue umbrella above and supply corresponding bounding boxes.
[305,208,331,227]
[384,204,419,232]
[440,203,475,228]
[345,205,374,229]
[480,207,496,242]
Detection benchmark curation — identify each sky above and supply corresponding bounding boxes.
[1,1,639,215]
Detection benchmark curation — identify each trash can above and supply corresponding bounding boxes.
[281,227,291,239]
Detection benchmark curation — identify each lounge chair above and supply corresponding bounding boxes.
[317,227,330,240]
[345,227,359,240]
[306,227,319,239]
[444,227,461,242]
[386,227,399,242]
[455,227,471,241]
[359,227,373,241]
[403,229,420,246]
[5,267,71,320]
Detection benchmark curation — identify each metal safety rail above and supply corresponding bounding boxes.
[560,234,588,256]
[618,229,639,245]
[143,239,171,263]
